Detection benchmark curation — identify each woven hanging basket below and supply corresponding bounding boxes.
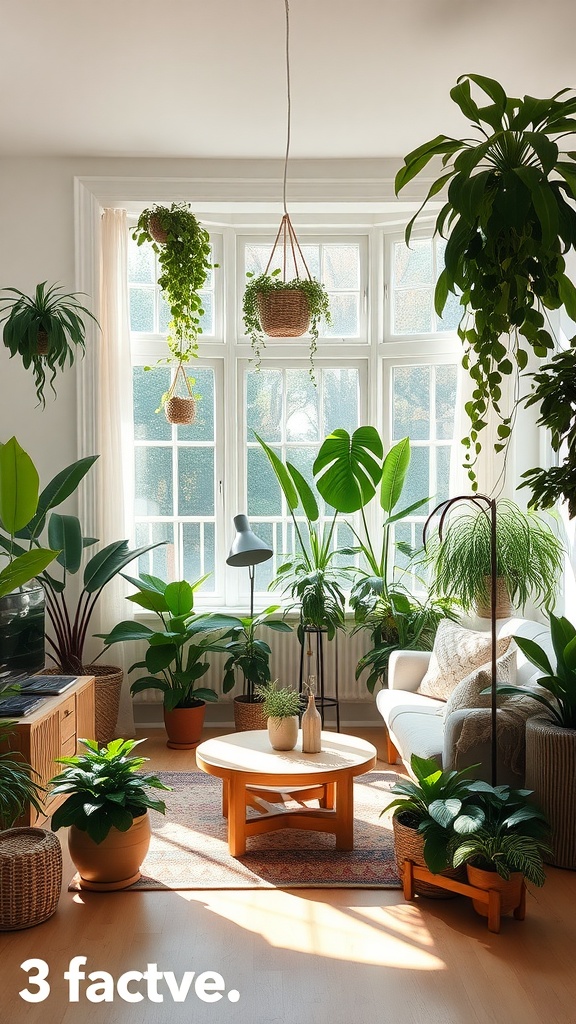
[0,828,62,931]
[148,212,168,244]
[475,576,514,619]
[258,289,310,338]
[392,815,466,898]
[165,395,196,425]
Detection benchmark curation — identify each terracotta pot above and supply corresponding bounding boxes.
[392,815,466,899]
[267,715,299,751]
[68,812,151,891]
[164,701,206,749]
[466,863,524,917]
[233,695,267,732]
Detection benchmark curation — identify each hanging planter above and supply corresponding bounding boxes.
[162,362,198,425]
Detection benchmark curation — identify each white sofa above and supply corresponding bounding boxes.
[376,617,553,785]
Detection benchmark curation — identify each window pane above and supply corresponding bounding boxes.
[436,445,452,506]
[323,368,359,436]
[250,521,275,593]
[178,449,215,516]
[246,369,283,442]
[402,446,430,512]
[135,448,173,516]
[286,370,319,441]
[135,521,175,579]
[436,364,458,440]
[393,289,433,335]
[394,240,433,288]
[247,448,282,516]
[183,522,215,588]
[245,243,322,280]
[178,368,215,442]
[323,245,360,290]
[324,294,359,337]
[129,287,154,332]
[393,366,430,441]
[133,367,172,441]
[128,238,155,284]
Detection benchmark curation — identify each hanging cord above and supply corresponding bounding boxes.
[282,0,291,215]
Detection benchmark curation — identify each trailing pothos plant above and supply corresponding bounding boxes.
[255,433,350,641]
[243,270,331,379]
[395,73,576,487]
[313,428,457,692]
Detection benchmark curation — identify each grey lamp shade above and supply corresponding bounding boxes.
[226,515,273,567]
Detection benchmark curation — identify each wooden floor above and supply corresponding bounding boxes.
[2,727,576,1024]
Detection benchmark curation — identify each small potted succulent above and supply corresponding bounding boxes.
[0,282,99,407]
[255,680,302,751]
[132,203,214,421]
[243,268,331,378]
[50,737,170,891]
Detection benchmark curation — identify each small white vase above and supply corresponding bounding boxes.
[267,715,299,751]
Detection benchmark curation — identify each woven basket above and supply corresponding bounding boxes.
[475,576,514,619]
[148,212,168,244]
[165,395,196,425]
[0,828,62,930]
[392,815,465,899]
[234,696,267,732]
[87,665,123,744]
[258,290,310,337]
[36,330,49,355]
[526,717,576,869]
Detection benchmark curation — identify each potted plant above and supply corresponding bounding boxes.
[99,574,241,748]
[255,680,302,751]
[0,447,161,741]
[313,429,457,691]
[221,605,293,731]
[488,612,576,868]
[132,203,214,421]
[0,437,60,675]
[0,719,62,930]
[49,737,170,890]
[450,780,550,917]
[383,753,475,897]
[395,74,576,487]
[428,498,563,618]
[0,282,99,407]
[243,269,331,378]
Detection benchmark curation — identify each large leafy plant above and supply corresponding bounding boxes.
[256,433,351,641]
[313,429,456,691]
[395,73,576,486]
[0,282,99,407]
[50,738,170,844]
[428,498,563,613]
[488,612,576,729]
[0,449,161,672]
[99,574,241,711]
[221,605,293,701]
[0,437,59,600]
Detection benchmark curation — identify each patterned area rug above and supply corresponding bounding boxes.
[70,768,401,890]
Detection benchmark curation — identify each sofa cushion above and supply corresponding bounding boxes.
[441,646,517,718]
[417,619,512,701]
[376,688,445,766]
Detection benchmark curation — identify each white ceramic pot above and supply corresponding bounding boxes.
[267,715,299,751]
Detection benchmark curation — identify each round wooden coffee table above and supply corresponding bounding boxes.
[196,730,377,857]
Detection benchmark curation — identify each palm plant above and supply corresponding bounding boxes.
[428,498,563,614]
[0,281,99,407]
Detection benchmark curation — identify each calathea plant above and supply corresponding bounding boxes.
[395,73,576,487]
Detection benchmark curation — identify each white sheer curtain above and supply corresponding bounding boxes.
[94,208,136,736]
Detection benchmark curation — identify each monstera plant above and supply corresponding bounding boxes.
[395,74,576,488]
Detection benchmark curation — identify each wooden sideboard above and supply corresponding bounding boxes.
[1,675,95,825]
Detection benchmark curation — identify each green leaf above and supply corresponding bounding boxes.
[0,547,59,599]
[449,78,480,122]
[428,797,462,827]
[164,580,194,617]
[29,455,98,537]
[380,438,410,513]
[254,433,298,510]
[513,635,553,675]
[47,513,83,573]
[313,427,383,513]
[83,540,164,593]
[97,620,157,646]
[0,437,39,534]
[287,462,319,522]
[558,275,576,321]
[462,73,507,114]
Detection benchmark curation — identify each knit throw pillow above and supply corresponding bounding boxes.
[417,620,512,702]
[440,646,517,718]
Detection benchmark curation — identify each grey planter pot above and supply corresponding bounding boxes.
[0,585,45,676]
[526,716,576,870]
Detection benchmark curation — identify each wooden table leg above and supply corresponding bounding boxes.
[320,782,335,809]
[334,774,354,850]
[228,776,247,857]
[222,779,229,819]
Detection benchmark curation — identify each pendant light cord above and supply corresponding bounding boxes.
[282,0,291,215]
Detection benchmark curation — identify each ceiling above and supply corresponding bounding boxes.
[2,0,576,161]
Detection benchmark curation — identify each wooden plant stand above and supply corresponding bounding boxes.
[401,860,526,934]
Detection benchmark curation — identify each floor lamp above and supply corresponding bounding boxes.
[423,494,498,787]
[226,515,273,619]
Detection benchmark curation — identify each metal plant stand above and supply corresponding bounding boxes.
[298,626,340,731]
